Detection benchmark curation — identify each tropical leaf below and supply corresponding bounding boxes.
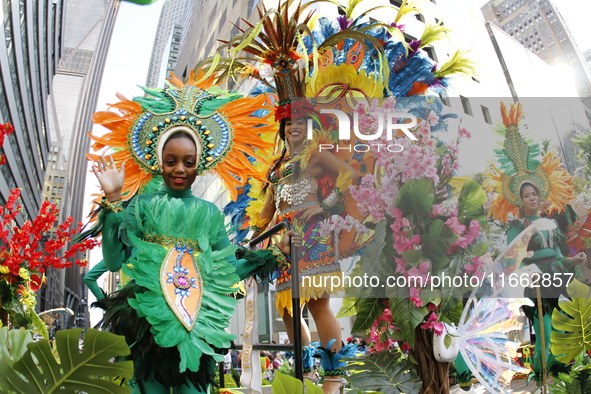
[389,298,429,347]
[0,327,34,367]
[395,178,434,226]
[0,328,133,394]
[548,353,591,394]
[352,298,387,332]
[421,219,458,270]
[342,350,422,394]
[456,180,487,226]
[336,297,358,318]
[551,280,591,364]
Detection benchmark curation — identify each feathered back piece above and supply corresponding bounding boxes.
[88,70,276,201]
[483,102,574,221]
[197,0,477,108]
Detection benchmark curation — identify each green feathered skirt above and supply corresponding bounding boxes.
[93,281,218,393]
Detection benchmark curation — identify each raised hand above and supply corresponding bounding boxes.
[92,155,125,202]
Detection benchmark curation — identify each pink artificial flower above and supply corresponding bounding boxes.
[410,287,423,307]
[445,216,466,235]
[458,127,472,139]
[421,312,444,336]
[401,342,412,353]
[427,110,439,126]
[395,257,406,274]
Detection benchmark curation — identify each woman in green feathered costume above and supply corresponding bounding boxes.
[86,73,294,393]
[91,133,294,394]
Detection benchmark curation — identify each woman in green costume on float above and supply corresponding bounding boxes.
[87,76,295,394]
[506,182,586,379]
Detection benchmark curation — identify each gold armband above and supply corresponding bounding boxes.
[101,197,123,213]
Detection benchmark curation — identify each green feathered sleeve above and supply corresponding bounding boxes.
[208,210,278,281]
[102,197,142,272]
[234,246,279,281]
[83,260,108,300]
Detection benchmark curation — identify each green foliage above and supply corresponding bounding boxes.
[0,328,133,394]
[336,297,357,318]
[421,219,458,270]
[230,365,241,387]
[352,298,387,332]
[548,353,591,394]
[551,280,591,363]
[457,180,487,226]
[388,298,429,349]
[271,372,323,394]
[276,359,295,377]
[223,374,237,388]
[395,178,434,227]
[0,327,33,368]
[342,350,422,394]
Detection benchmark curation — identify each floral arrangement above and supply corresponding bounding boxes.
[340,98,489,387]
[0,187,99,332]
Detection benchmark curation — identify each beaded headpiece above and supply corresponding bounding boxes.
[88,71,275,201]
[484,102,574,221]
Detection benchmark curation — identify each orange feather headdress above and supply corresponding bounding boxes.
[88,71,276,202]
[483,102,574,221]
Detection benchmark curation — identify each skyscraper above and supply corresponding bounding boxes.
[0,0,61,223]
[145,0,189,88]
[481,0,591,97]
[40,0,120,328]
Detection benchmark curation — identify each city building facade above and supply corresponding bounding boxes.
[145,0,188,88]
[481,0,591,97]
[41,0,120,328]
[0,0,60,224]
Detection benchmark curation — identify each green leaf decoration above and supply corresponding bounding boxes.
[271,372,323,394]
[342,221,392,300]
[471,241,490,257]
[0,327,33,367]
[456,180,487,226]
[352,298,387,332]
[28,309,49,341]
[551,280,591,364]
[336,297,358,318]
[389,298,429,347]
[422,219,458,270]
[395,178,434,226]
[0,328,133,394]
[548,353,591,394]
[401,250,424,266]
[342,350,422,394]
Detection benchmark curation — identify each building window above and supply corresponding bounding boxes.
[439,93,451,107]
[58,187,63,194]
[460,96,472,116]
[423,46,437,62]
[481,105,492,124]
[59,176,64,184]
[52,187,56,195]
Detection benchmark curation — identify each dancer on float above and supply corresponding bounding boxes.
[252,103,360,394]
[86,74,295,394]
[484,102,588,383]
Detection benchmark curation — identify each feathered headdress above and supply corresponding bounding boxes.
[197,0,477,111]
[483,102,574,221]
[88,71,276,201]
